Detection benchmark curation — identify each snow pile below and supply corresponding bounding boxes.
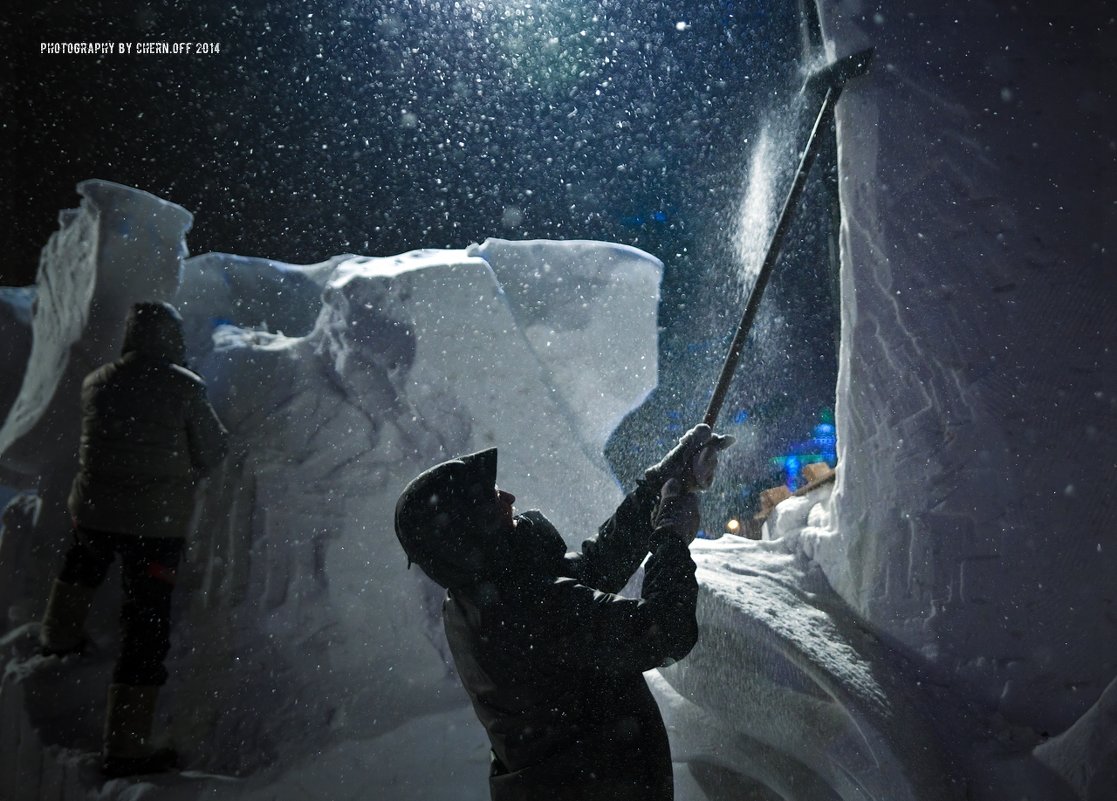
[1035,675,1117,800]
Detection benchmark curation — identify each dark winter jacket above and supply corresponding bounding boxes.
[67,302,229,538]
[443,482,699,801]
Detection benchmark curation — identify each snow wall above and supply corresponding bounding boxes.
[0,179,678,799]
[801,0,1117,745]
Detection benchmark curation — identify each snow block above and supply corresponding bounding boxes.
[803,4,1117,753]
[0,180,191,477]
[469,238,661,461]
[157,243,662,782]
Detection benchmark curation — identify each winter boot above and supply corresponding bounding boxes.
[38,579,96,657]
[101,684,178,778]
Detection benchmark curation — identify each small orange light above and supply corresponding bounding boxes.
[726,519,740,533]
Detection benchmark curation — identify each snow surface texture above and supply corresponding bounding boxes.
[663,535,957,801]
[800,2,1116,789]
[0,180,190,475]
[0,287,35,444]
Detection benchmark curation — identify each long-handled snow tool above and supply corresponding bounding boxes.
[703,48,874,428]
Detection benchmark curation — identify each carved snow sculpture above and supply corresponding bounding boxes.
[156,243,665,777]
[174,251,334,360]
[0,230,666,796]
[0,180,190,473]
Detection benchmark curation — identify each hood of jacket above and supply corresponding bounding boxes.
[395,448,502,589]
[394,449,568,590]
[121,301,187,364]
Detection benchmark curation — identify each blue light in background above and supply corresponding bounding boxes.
[770,408,837,489]
[783,455,801,488]
[813,421,836,463]
[620,209,670,227]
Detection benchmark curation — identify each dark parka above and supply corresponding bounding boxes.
[67,302,228,538]
[442,481,699,801]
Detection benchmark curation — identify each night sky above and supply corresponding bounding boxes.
[3,1,799,285]
[5,0,838,512]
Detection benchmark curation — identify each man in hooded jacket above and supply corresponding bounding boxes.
[394,424,731,800]
[37,301,229,777]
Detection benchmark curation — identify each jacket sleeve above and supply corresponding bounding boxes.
[185,381,229,476]
[549,501,700,674]
[561,480,660,594]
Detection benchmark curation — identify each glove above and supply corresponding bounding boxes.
[645,424,735,492]
[650,479,701,547]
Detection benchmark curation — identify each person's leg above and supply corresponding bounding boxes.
[102,536,184,776]
[115,537,183,687]
[39,526,116,655]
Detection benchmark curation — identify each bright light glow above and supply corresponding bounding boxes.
[726,518,740,533]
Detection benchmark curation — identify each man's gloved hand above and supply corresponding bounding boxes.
[650,478,701,547]
[645,424,735,492]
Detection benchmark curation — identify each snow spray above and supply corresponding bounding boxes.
[730,91,811,302]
